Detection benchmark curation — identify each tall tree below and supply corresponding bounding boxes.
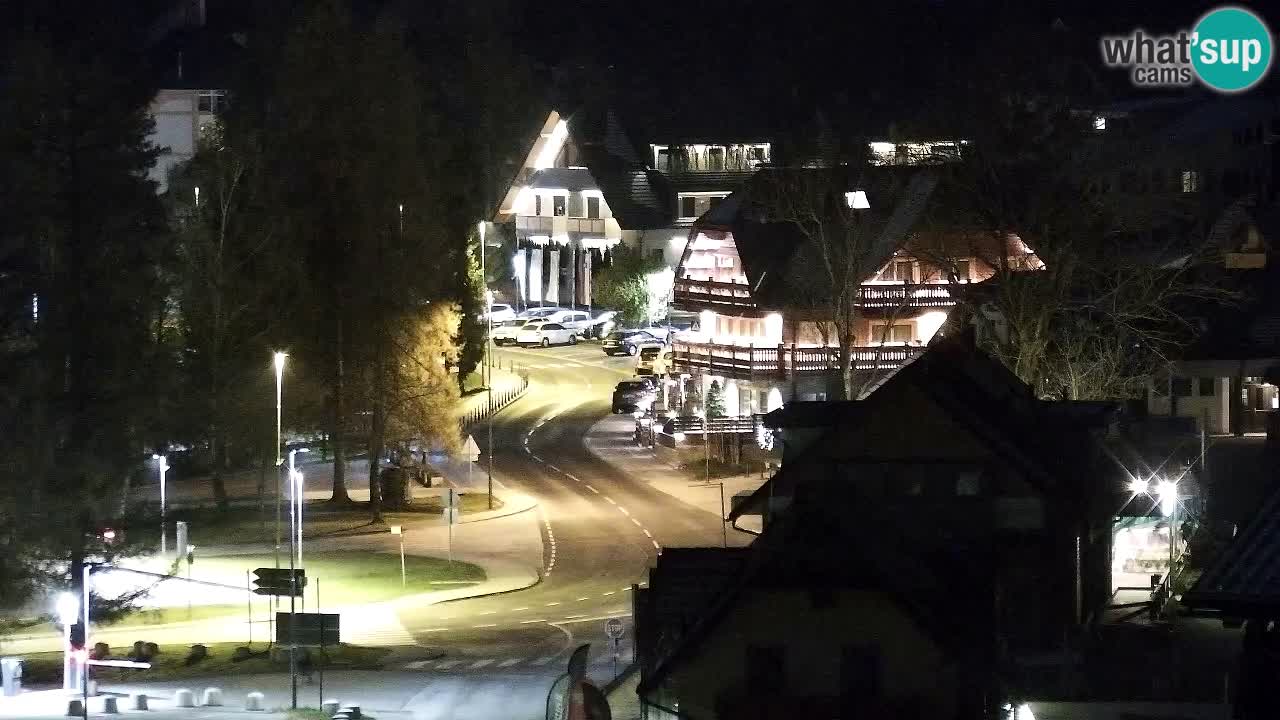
[0,11,168,608]
[594,245,666,326]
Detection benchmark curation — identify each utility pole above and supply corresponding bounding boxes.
[481,221,494,510]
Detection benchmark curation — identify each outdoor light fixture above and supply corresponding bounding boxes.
[845,190,870,209]
[1127,478,1150,495]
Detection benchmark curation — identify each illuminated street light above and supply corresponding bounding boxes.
[1127,478,1149,496]
[289,448,310,568]
[273,352,286,574]
[1156,479,1178,518]
[152,454,169,554]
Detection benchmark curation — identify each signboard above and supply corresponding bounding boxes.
[463,435,481,462]
[253,568,307,597]
[604,618,624,640]
[389,525,403,535]
[275,612,340,647]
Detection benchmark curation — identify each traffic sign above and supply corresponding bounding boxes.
[604,618,624,640]
[463,435,481,462]
[275,612,339,647]
[253,568,307,596]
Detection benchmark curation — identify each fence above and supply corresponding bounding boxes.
[460,372,530,429]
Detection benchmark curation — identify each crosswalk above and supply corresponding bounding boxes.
[402,650,628,673]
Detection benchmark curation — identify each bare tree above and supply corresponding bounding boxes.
[754,167,938,399]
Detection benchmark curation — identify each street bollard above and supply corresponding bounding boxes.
[66,700,84,716]
[201,687,223,706]
[131,693,148,711]
[173,688,195,708]
[102,696,119,714]
[244,691,265,711]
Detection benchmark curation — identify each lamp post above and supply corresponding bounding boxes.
[480,221,495,510]
[289,448,309,568]
[56,593,78,691]
[273,352,286,573]
[286,446,309,710]
[152,454,169,555]
[1157,479,1179,578]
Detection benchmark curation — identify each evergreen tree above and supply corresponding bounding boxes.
[705,381,727,418]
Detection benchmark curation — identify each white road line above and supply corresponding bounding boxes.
[652,540,661,550]
[497,658,521,668]
[604,497,616,505]
[472,623,497,629]
[469,659,495,669]
[545,601,561,606]
[529,655,557,666]
[585,485,600,494]
[479,610,497,616]
[576,597,589,602]
[602,591,615,596]
[631,518,642,527]
[436,659,463,669]
[519,619,546,624]
[563,614,586,619]
[531,455,544,463]
[420,628,447,633]
[643,529,652,538]
[512,606,529,612]
[405,660,430,670]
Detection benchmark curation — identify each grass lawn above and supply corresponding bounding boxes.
[8,605,244,639]
[184,494,501,548]
[18,641,389,684]
[193,550,484,605]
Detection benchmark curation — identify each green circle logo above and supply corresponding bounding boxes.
[1192,6,1273,92]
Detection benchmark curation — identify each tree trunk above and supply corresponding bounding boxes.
[838,339,853,401]
[210,416,229,511]
[368,360,385,523]
[331,312,350,503]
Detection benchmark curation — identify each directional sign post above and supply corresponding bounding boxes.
[443,489,460,564]
[390,525,406,587]
[462,434,480,493]
[253,568,307,597]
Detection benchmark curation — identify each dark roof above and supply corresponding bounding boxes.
[689,167,939,309]
[731,335,1119,521]
[528,167,598,192]
[1184,476,1280,616]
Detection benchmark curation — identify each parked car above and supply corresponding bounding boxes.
[517,321,578,347]
[640,326,673,343]
[542,309,593,333]
[635,345,673,375]
[517,306,565,320]
[491,318,533,346]
[612,379,657,414]
[586,311,620,339]
[602,329,666,356]
[484,303,516,323]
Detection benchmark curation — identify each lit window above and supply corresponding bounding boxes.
[1093,116,1106,131]
[1182,170,1200,193]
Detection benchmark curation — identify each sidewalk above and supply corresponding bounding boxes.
[584,415,765,533]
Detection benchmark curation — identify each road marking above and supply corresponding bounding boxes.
[435,659,464,669]
[618,506,629,515]
[498,658,521,668]
[585,485,599,494]
[563,614,586,619]
[479,610,497,615]
[469,659,495,669]
[472,623,497,629]
[519,619,546,624]
[566,474,580,482]
[604,497,616,505]
[405,660,430,670]
[420,628,447,633]
[546,464,560,472]
[529,655,557,666]
[643,529,652,538]
[531,454,544,463]
[602,591,615,596]
[512,606,529,612]
[652,540,661,550]
[545,601,561,606]
[631,518,642,527]
[576,597,589,602]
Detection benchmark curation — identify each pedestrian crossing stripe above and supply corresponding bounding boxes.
[469,658,494,669]
[497,658,520,667]
[402,652,625,672]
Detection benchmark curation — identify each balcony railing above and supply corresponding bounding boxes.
[515,215,607,235]
[672,278,960,312]
[671,341,924,380]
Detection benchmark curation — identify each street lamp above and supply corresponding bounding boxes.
[480,221,495,511]
[273,352,286,573]
[289,448,310,568]
[1126,478,1149,496]
[152,454,169,555]
[56,593,78,691]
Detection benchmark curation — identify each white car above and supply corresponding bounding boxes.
[517,321,578,347]
[517,306,565,321]
[635,345,673,375]
[492,319,533,346]
[542,310,593,332]
[484,303,516,323]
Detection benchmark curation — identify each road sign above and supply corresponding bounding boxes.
[604,618,624,640]
[275,612,340,647]
[389,525,403,535]
[463,434,481,462]
[253,568,307,596]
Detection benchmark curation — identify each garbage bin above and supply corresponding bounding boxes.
[1,657,23,696]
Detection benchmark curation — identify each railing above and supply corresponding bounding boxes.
[663,414,762,435]
[515,215,607,235]
[673,278,755,309]
[672,278,960,312]
[460,373,530,430]
[670,341,924,379]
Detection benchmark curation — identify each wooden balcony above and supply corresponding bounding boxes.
[515,215,608,235]
[670,341,924,380]
[672,278,960,313]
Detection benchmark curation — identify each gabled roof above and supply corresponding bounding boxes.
[730,334,1119,521]
[1183,478,1280,616]
[684,166,939,308]
[527,167,598,192]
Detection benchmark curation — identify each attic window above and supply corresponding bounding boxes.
[845,190,870,209]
